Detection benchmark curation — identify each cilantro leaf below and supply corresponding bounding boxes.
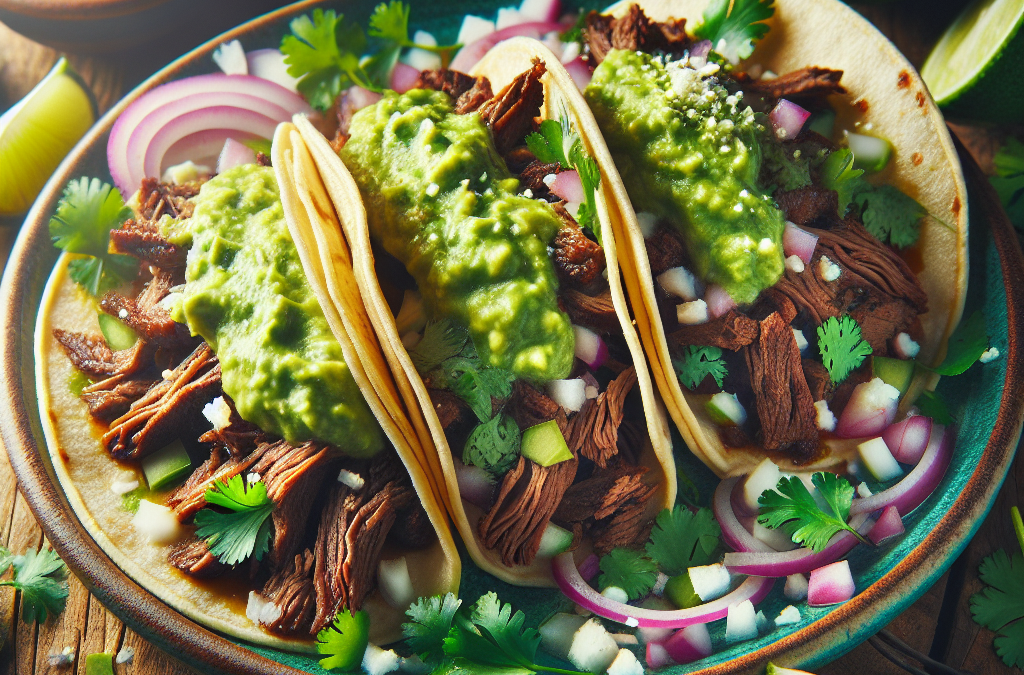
[991,137,1024,230]
[645,506,721,576]
[316,608,370,671]
[758,472,869,552]
[931,311,988,376]
[916,389,953,424]
[0,546,69,624]
[462,413,520,477]
[526,119,568,167]
[855,184,927,249]
[819,148,867,214]
[49,177,137,296]
[673,345,728,391]
[694,0,775,63]
[523,114,602,235]
[971,548,1024,668]
[443,358,515,423]
[597,548,658,599]
[761,141,812,193]
[468,593,540,668]
[194,475,275,566]
[368,1,461,65]
[817,315,873,384]
[409,320,470,374]
[281,9,374,110]
[569,140,601,235]
[404,593,463,664]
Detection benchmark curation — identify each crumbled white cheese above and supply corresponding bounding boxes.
[980,346,1000,363]
[543,173,558,187]
[676,299,709,325]
[363,644,402,675]
[814,400,837,431]
[819,255,841,281]
[338,469,365,490]
[425,182,439,197]
[895,332,921,358]
[162,369,174,380]
[202,396,232,431]
[118,308,128,319]
[792,328,808,353]
[584,385,599,399]
[785,254,805,273]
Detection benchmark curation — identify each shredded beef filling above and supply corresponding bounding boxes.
[259,550,318,636]
[477,59,546,155]
[169,538,228,578]
[584,4,691,65]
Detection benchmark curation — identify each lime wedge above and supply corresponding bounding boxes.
[921,0,1024,124]
[0,58,96,216]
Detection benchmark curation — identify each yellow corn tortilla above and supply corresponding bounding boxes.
[572,0,969,478]
[35,130,461,649]
[290,40,676,587]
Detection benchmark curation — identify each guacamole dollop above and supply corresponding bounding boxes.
[164,165,383,456]
[584,49,785,305]
[340,88,574,383]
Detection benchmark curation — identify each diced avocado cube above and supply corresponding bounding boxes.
[537,523,574,557]
[141,440,192,491]
[97,312,138,351]
[872,356,915,396]
[705,392,747,426]
[664,573,702,609]
[848,132,892,173]
[85,653,114,675]
[521,420,572,467]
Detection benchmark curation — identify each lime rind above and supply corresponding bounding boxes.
[921,0,1024,105]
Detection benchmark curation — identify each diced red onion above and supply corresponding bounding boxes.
[518,0,562,22]
[714,477,774,554]
[245,48,299,92]
[646,643,675,669]
[108,74,308,196]
[390,62,421,93]
[882,414,932,465]
[769,99,811,140]
[807,560,855,606]
[783,221,818,264]
[867,505,905,545]
[453,457,496,509]
[578,554,599,582]
[690,40,712,60]
[704,285,736,318]
[216,137,257,174]
[663,624,712,664]
[563,57,593,91]
[722,513,872,577]
[573,324,608,370]
[835,378,900,439]
[450,21,566,72]
[850,424,953,517]
[553,552,775,628]
[550,170,585,204]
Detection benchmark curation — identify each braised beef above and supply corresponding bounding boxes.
[553,222,606,288]
[109,218,187,271]
[168,538,228,578]
[507,380,561,429]
[388,501,436,550]
[519,161,563,202]
[166,445,259,521]
[645,227,690,277]
[559,288,620,332]
[99,271,194,350]
[584,4,690,65]
[414,69,494,114]
[135,177,205,221]
[256,152,272,167]
[775,186,841,228]
[198,397,267,457]
[667,310,758,351]
[563,366,637,468]
[747,66,846,107]
[53,330,154,380]
[802,358,834,403]
[259,550,318,636]
[770,258,843,326]
[478,60,546,155]
[428,388,471,431]
[81,378,160,422]
[478,454,578,566]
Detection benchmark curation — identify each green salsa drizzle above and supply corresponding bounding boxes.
[164,165,383,457]
[340,88,574,383]
[584,49,785,305]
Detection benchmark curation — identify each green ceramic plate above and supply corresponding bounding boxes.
[1,2,1021,674]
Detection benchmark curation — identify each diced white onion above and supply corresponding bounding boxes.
[338,469,365,490]
[607,648,644,675]
[819,255,841,281]
[677,299,709,325]
[601,586,629,604]
[894,332,921,359]
[363,644,401,675]
[785,254,805,273]
[775,605,802,625]
[548,378,587,412]
[457,15,496,45]
[657,266,700,301]
[132,500,182,544]
[378,557,416,609]
[814,400,837,431]
[783,573,808,601]
[980,347,1000,363]
[202,395,232,431]
[792,328,808,353]
[725,600,758,643]
[246,591,283,626]
[213,40,248,75]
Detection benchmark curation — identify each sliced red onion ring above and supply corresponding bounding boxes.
[713,477,774,554]
[578,554,599,582]
[552,552,774,628]
[108,73,308,196]
[783,221,818,264]
[563,57,593,90]
[451,21,566,72]
[882,414,932,465]
[722,513,872,577]
[390,62,421,93]
[550,170,585,204]
[704,285,736,318]
[850,424,953,517]
[216,138,257,174]
[769,99,811,140]
[664,624,713,664]
[246,48,299,92]
[163,129,259,169]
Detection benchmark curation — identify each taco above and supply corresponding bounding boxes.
[564,0,968,477]
[289,39,676,586]
[36,133,459,649]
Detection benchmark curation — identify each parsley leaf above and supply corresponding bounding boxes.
[758,472,869,552]
[931,311,988,376]
[0,546,69,624]
[281,9,374,110]
[49,177,137,296]
[990,137,1024,230]
[970,507,1024,669]
[316,608,370,671]
[463,413,521,477]
[409,319,470,374]
[694,0,775,63]
[819,148,867,215]
[404,593,463,664]
[524,114,602,234]
[645,506,721,576]
[673,345,728,391]
[855,184,927,249]
[597,548,658,599]
[817,315,873,384]
[916,389,953,425]
[368,1,461,67]
[194,475,275,566]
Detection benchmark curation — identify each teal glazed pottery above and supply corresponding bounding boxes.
[0,1,1021,673]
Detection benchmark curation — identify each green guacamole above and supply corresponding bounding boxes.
[163,165,383,456]
[340,88,574,383]
[584,49,785,305]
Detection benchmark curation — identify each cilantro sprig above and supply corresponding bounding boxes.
[928,310,989,376]
[645,505,721,576]
[817,315,872,384]
[317,608,370,671]
[403,592,588,674]
[49,177,137,296]
[990,137,1024,230]
[694,0,775,63]
[597,548,658,599]
[970,506,1024,668]
[194,475,275,566]
[0,545,69,624]
[525,114,602,235]
[758,472,870,552]
[673,345,728,391]
[368,1,460,64]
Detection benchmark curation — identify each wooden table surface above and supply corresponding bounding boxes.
[0,1,1021,673]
